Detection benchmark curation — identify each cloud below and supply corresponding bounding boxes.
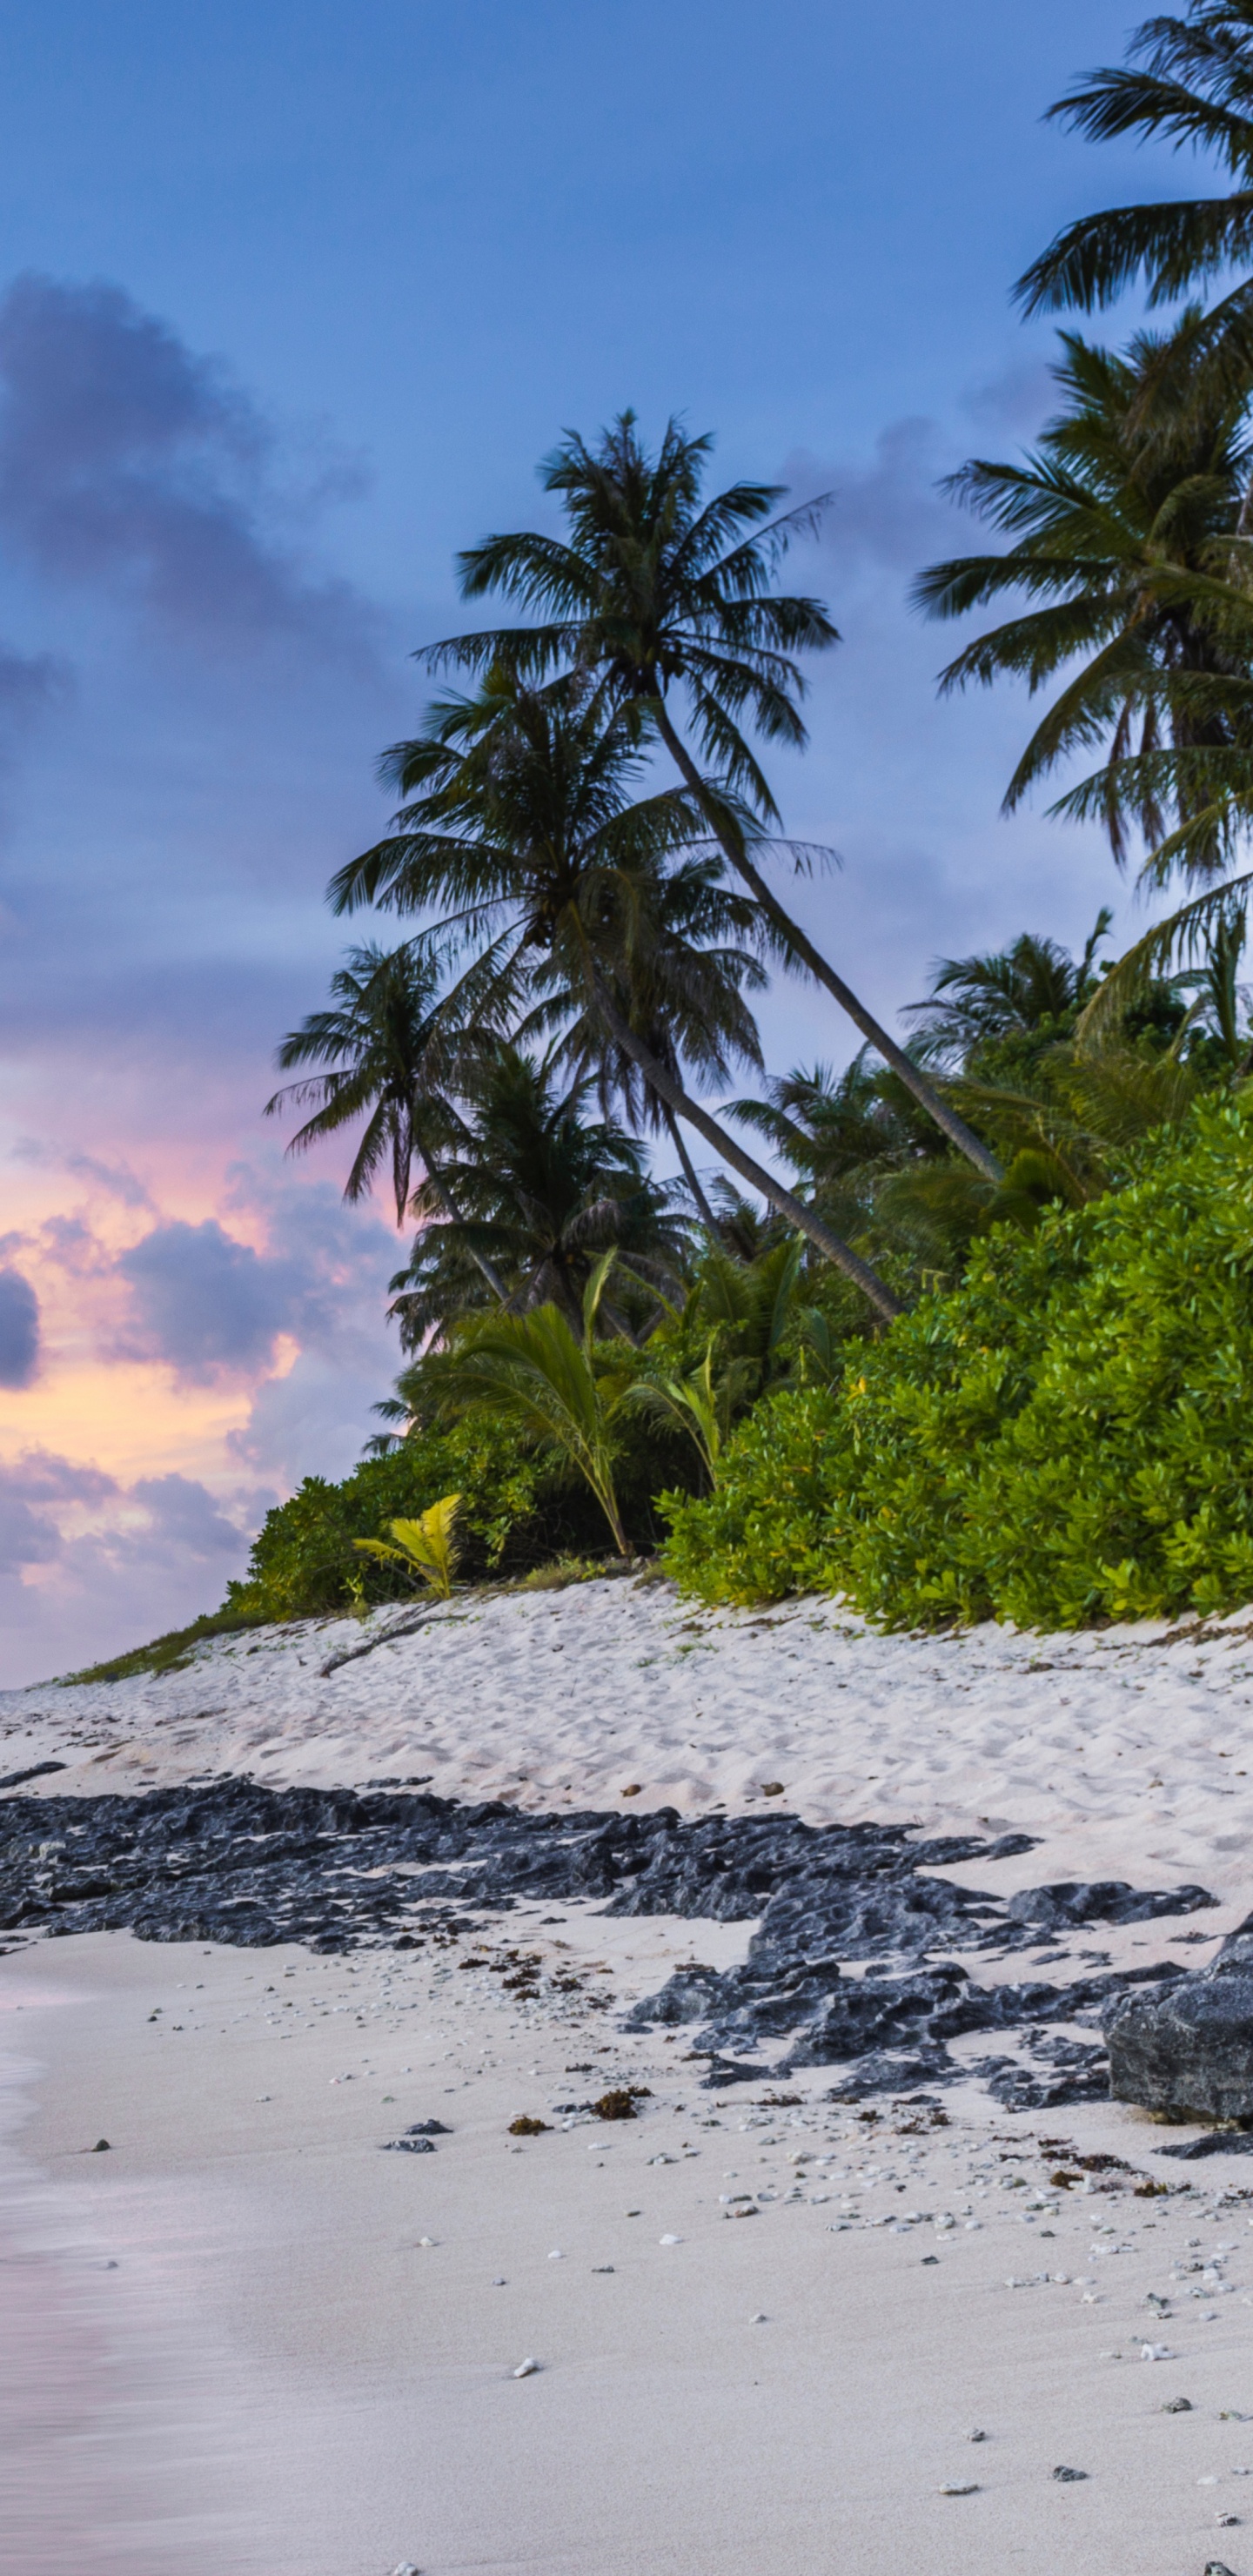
[0,1446,259,1681]
[783,422,960,587]
[129,1471,246,1558]
[64,1150,154,1209]
[0,637,64,761]
[115,1217,297,1380]
[960,356,1055,438]
[112,1173,399,1387]
[0,1449,116,1578]
[0,1448,117,1506]
[0,1268,39,1385]
[0,273,374,654]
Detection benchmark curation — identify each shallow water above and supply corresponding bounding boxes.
[0,1998,258,2576]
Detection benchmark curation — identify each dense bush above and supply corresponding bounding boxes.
[225,1400,695,1621]
[661,1094,1253,1628]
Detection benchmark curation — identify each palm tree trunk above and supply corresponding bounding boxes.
[661,1101,720,1230]
[587,969,901,1322]
[422,1159,508,1302]
[653,704,1003,1183]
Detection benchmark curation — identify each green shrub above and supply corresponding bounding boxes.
[225,1400,695,1622]
[662,1093,1253,1629]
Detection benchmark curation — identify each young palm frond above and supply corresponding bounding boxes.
[353,1495,463,1600]
[436,1254,633,1554]
[625,1337,742,1491]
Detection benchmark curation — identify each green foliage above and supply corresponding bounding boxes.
[64,1606,269,1685]
[436,1256,635,1553]
[354,1493,463,1600]
[225,1386,696,1624]
[663,1093,1253,1629]
[226,1416,551,1620]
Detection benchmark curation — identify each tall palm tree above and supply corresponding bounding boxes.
[1015,3,1253,426]
[387,1042,687,1345]
[329,674,903,1318]
[417,413,1002,1180]
[915,320,1253,872]
[265,941,506,1298]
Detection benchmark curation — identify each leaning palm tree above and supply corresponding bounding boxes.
[543,849,770,1231]
[387,1041,687,1345]
[1015,3,1253,430]
[329,673,902,1318]
[915,319,1253,874]
[265,937,506,1298]
[417,413,1001,1179]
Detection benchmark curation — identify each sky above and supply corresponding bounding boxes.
[0,0,1204,1681]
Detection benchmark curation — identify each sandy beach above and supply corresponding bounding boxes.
[5,1580,1253,2574]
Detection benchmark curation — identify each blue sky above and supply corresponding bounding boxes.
[0,0,1201,1677]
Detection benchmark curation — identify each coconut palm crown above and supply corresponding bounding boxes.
[412,412,1002,1180]
[915,319,1253,872]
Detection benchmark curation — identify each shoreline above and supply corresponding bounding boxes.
[5,1581,1253,2570]
[9,1910,1253,2574]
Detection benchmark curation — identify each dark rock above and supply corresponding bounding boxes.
[1156,2130,1253,2160]
[1008,1880,1216,1932]
[1106,1920,1253,2122]
[404,2119,450,2136]
[380,2136,435,2154]
[0,1775,1212,2113]
[0,1760,68,1793]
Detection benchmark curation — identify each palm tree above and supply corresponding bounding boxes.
[386,1041,687,1345]
[418,413,1002,1180]
[901,915,1114,1064]
[543,849,769,1231]
[915,319,1253,873]
[1015,3,1253,432]
[265,940,506,1298]
[329,674,903,1319]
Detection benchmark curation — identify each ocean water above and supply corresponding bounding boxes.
[0,2009,259,2576]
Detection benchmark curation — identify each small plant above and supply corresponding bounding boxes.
[354,1493,463,1600]
[508,2115,551,2137]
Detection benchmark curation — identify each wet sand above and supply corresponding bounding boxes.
[7,1911,1253,2576]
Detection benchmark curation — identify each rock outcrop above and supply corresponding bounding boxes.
[1105,1925,1253,2123]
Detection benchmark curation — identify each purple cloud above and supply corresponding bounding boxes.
[116,1217,297,1379]
[113,1177,398,1387]
[0,1268,39,1386]
[0,273,374,652]
[130,1471,246,1557]
[0,1448,117,1506]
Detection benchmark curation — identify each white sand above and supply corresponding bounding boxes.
[5,1573,1253,1898]
[5,1577,1253,2573]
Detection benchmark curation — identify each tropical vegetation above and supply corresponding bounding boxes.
[203,2,1253,1644]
